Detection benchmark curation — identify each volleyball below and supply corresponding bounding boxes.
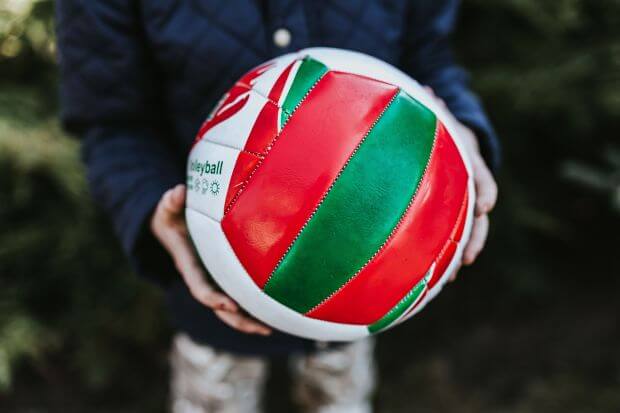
[186,48,474,341]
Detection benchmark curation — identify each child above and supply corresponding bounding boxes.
[57,1,498,411]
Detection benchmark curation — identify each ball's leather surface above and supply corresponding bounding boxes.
[186,48,474,341]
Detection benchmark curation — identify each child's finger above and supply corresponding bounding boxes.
[473,158,498,216]
[215,310,272,336]
[170,184,186,209]
[448,263,462,282]
[167,230,238,312]
[463,214,489,265]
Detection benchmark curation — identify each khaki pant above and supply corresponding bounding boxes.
[170,333,375,413]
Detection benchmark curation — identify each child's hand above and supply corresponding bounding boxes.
[151,184,272,336]
[424,88,498,280]
[456,123,498,268]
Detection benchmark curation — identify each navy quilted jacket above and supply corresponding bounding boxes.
[57,0,499,356]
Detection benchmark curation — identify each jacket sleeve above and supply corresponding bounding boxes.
[57,0,183,286]
[401,0,501,171]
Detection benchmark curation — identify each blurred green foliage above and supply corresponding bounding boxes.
[0,1,169,410]
[0,0,619,412]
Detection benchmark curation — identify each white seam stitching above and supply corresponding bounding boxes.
[304,116,441,313]
[223,68,328,216]
[372,264,434,327]
[236,55,310,112]
[380,189,469,327]
[263,90,401,291]
[195,56,302,151]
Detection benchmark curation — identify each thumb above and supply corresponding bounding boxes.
[162,184,186,215]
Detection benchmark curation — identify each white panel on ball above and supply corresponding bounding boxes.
[200,89,271,151]
[250,52,300,100]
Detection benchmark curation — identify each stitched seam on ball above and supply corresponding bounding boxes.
[200,138,265,158]
[222,70,328,216]
[236,53,306,108]
[237,82,286,111]
[450,191,469,243]
[235,82,284,109]
[195,57,302,152]
[396,182,470,324]
[262,90,400,292]
[372,265,433,327]
[305,116,441,314]
[393,190,468,323]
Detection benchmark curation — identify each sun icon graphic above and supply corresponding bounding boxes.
[210,180,221,196]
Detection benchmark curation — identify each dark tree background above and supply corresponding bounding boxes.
[1,1,619,412]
